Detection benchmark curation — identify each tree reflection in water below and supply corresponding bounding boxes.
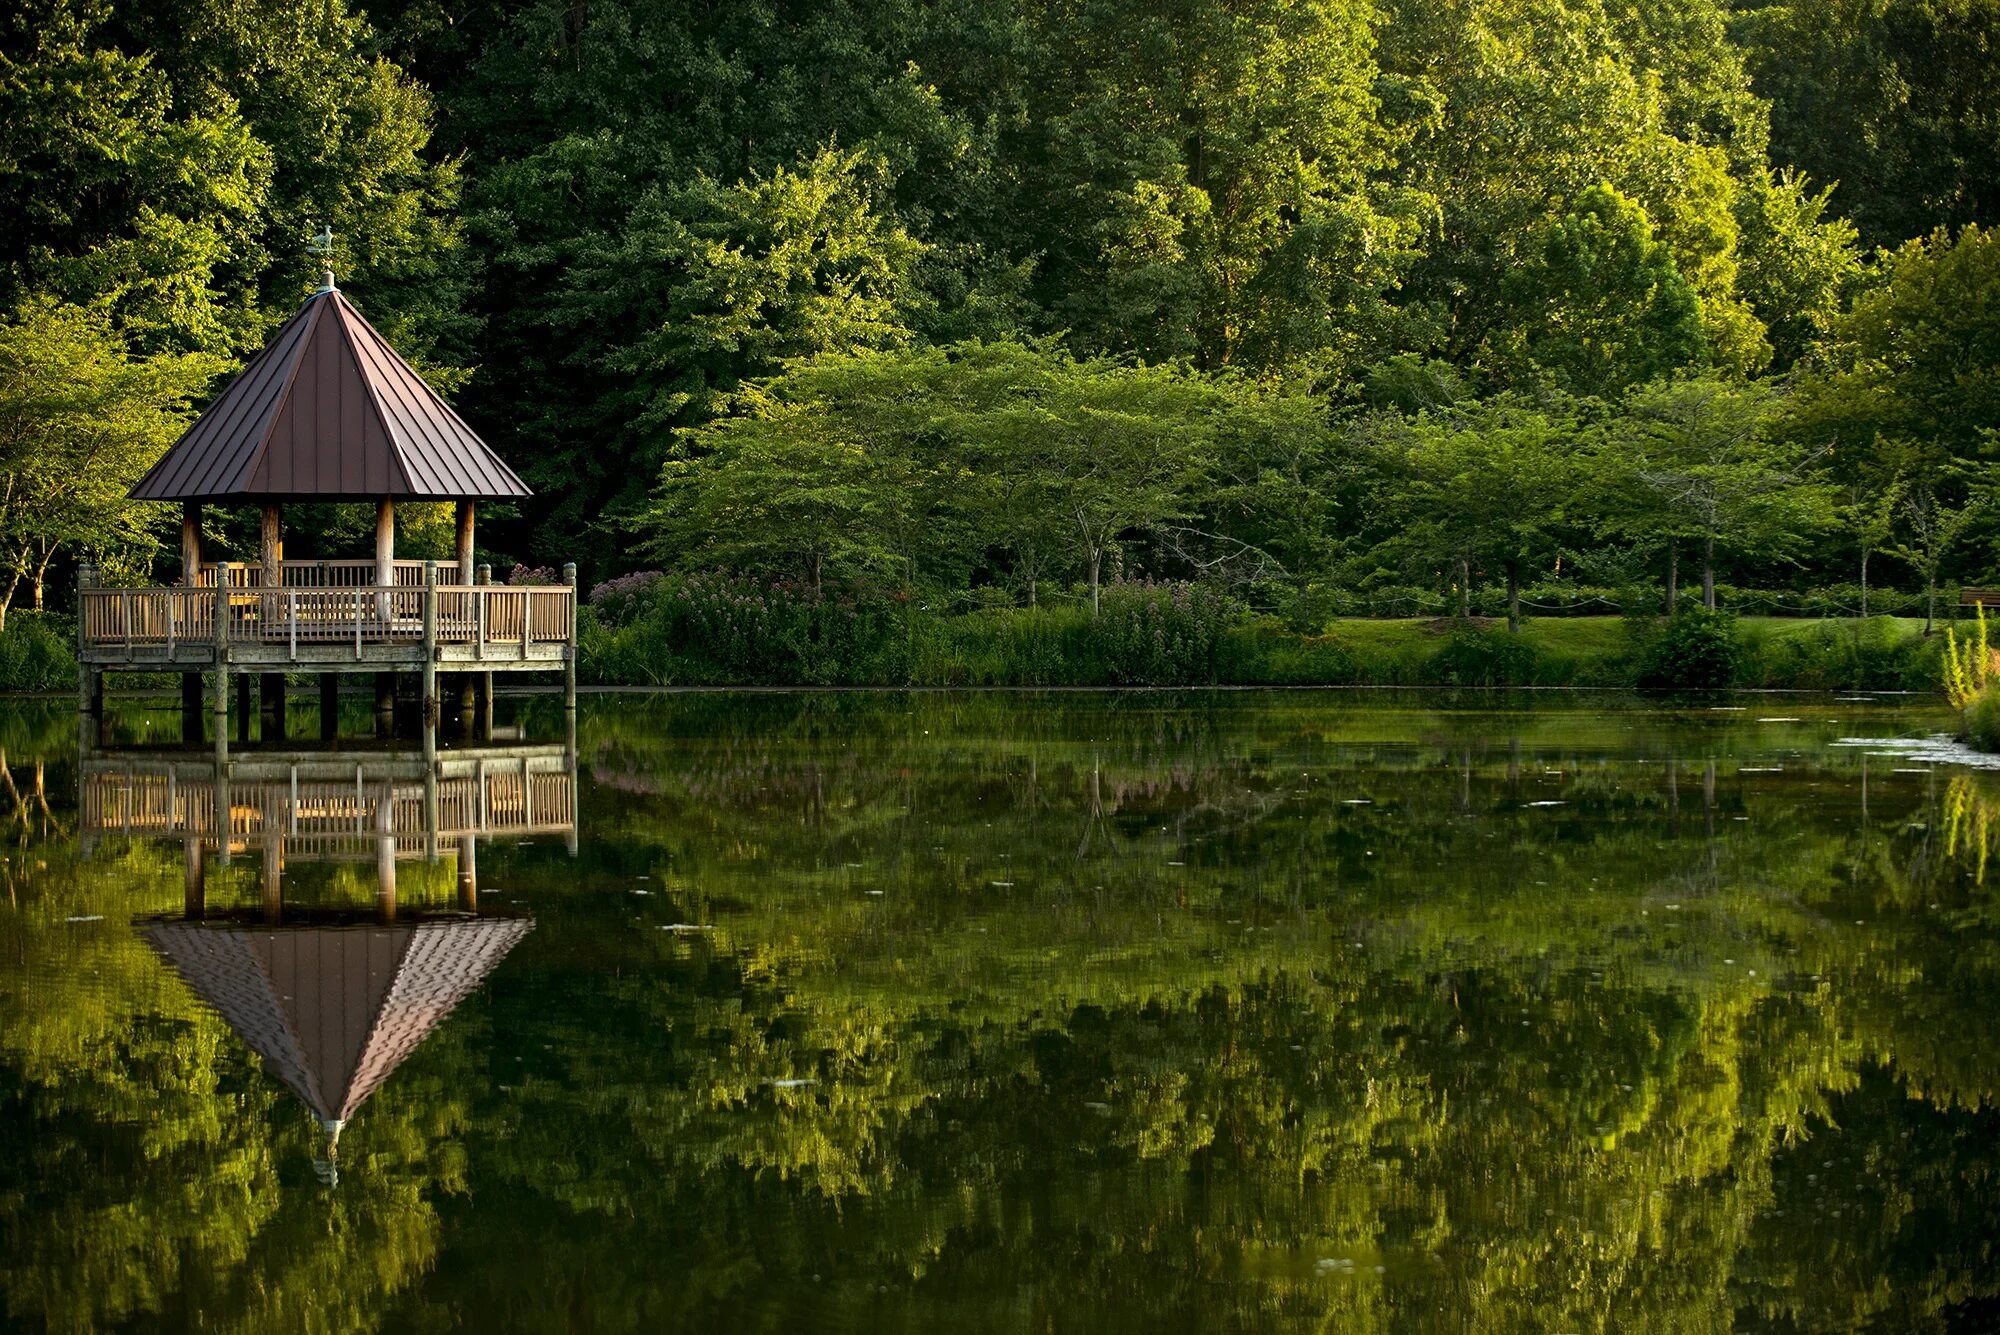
[1,692,1997,1332]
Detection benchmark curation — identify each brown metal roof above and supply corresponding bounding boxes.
[143,916,534,1124]
[130,286,531,502]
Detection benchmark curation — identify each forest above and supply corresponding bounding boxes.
[4,0,1999,685]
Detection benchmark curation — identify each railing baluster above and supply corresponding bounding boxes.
[288,590,297,660]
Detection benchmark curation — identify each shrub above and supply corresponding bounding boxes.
[1426,620,1538,685]
[0,613,78,692]
[1089,581,1237,685]
[1636,608,1740,690]
[1967,686,2000,752]
[508,564,560,586]
[580,571,912,685]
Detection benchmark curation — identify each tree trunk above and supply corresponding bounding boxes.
[31,542,54,611]
[1926,569,1937,637]
[1860,548,1870,618]
[0,571,15,633]
[1702,534,1716,611]
[1457,557,1470,618]
[1665,541,1678,618]
[1506,561,1521,634]
[1089,548,1102,616]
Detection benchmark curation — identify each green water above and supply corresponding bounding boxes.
[3,691,1999,1333]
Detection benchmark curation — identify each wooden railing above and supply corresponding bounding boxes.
[79,576,575,658]
[194,560,431,589]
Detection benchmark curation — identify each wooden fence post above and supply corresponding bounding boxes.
[562,562,578,714]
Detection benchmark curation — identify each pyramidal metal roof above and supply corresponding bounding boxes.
[130,285,531,502]
[143,916,534,1125]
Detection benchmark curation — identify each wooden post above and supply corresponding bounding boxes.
[182,836,204,919]
[423,766,439,864]
[455,499,476,587]
[180,502,202,586]
[421,560,438,762]
[319,674,339,740]
[258,503,285,725]
[375,792,397,921]
[457,835,478,910]
[212,564,230,753]
[476,565,493,739]
[76,565,98,717]
[375,497,395,619]
[213,752,231,866]
[562,562,578,715]
[262,807,283,925]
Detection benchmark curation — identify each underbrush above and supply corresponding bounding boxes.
[0,614,78,692]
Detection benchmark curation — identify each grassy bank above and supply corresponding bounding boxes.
[579,578,1949,691]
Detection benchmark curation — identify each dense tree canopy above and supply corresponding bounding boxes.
[3,0,1998,626]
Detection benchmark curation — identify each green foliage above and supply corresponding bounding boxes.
[1494,184,1707,395]
[0,612,76,690]
[581,571,913,686]
[1425,619,1541,686]
[0,299,217,616]
[1964,685,2000,752]
[1637,607,1741,689]
[1090,581,1236,685]
[1739,0,2000,249]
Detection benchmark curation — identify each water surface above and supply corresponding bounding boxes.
[3,691,1998,1332]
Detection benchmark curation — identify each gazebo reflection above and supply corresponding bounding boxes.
[143,909,532,1185]
[87,735,572,1183]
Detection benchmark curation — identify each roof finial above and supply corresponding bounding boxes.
[308,223,337,293]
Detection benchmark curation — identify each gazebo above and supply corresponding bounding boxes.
[77,269,577,743]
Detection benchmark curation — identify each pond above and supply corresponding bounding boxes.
[2,690,1998,1332]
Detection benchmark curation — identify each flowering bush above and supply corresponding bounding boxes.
[1090,580,1236,685]
[589,570,665,627]
[508,564,560,586]
[580,570,912,685]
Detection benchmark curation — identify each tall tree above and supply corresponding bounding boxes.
[0,300,217,624]
[1614,376,1833,609]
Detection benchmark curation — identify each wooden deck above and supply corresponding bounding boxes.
[77,561,575,673]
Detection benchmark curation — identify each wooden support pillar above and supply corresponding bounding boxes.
[476,564,494,740]
[213,759,231,867]
[375,497,396,618]
[262,829,282,924]
[455,499,476,587]
[421,560,439,763]
[319,674,339,739]
[562,562,578,715]
[457,835,478,910]
[180,502,203,586]
[182,837,205,919]
[75,564,97,717]
[375,792,397,921]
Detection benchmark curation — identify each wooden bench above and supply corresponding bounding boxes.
[1963,589,2000,607]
